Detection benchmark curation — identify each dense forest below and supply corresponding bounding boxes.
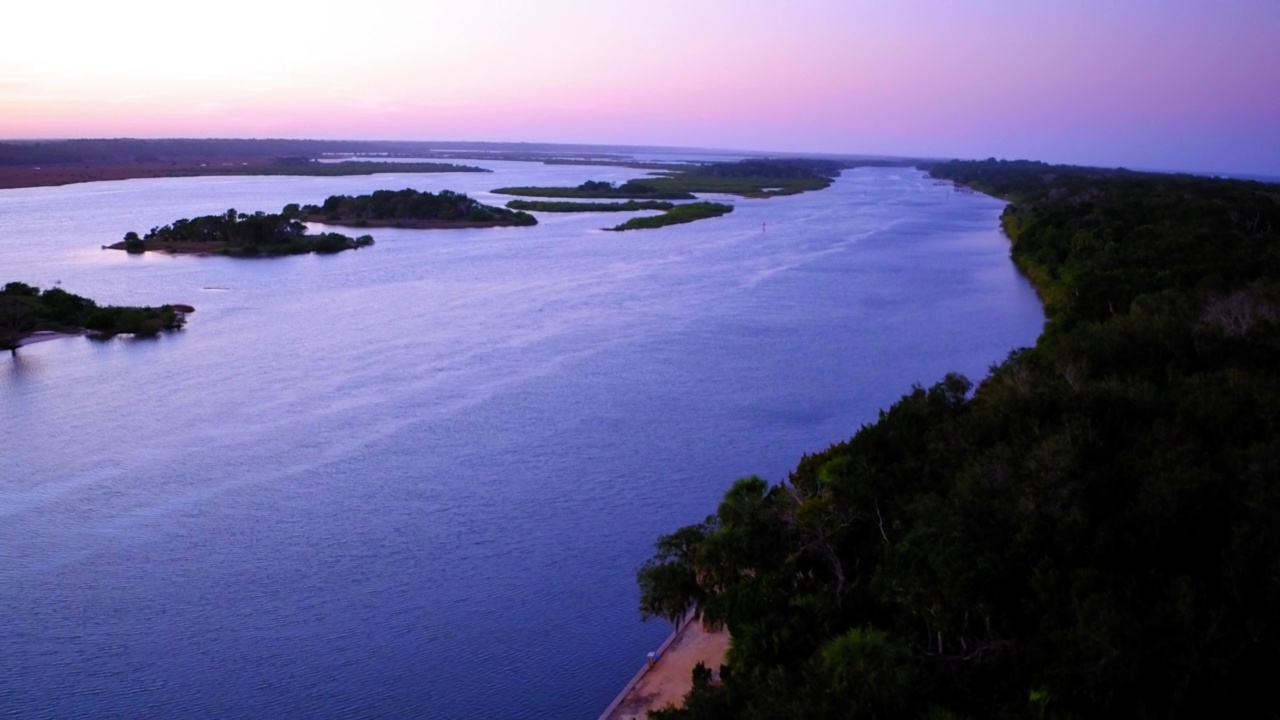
[638,160,1280,718]
[0,282,188,348]
[301,188,536,228]
[112,208,374,257]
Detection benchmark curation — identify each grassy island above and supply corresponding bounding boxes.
[492,179,695,200]
[1,281,189,350]
[301,188,536,228]
[605,202,734,231]
[108,208,374,257]
[505,199,676,213]
[638,161,1280,719]
[494,158,851,201]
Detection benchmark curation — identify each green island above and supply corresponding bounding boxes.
[605,201,734,231]
[301,188,536,228]
[505,199,676,212]
[107,208,374,257]
[492,178,695,200]
[638,160,1280,719]
[1,281,189,350]
[493,157,853,200]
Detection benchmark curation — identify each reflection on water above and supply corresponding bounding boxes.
[0,164,1043,719]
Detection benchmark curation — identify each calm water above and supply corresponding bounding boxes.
[0,163,1043,718]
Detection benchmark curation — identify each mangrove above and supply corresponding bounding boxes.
[301,188,536,228]
[605,202,734,231]
[505,199,676,213]
[1,281,189,350]
[108,208,374,257]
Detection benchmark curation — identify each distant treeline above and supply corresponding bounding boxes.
[494,157,887,200]
[639,160,1280,719]
[1,281,188,348]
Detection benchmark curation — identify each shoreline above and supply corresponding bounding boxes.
[14,330,84,347]
[300,215,532,230]
[599,612,730,720]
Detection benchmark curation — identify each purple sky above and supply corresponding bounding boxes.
[3,0,1277,174]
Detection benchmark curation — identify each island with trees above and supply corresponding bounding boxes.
[107,208,374,257]
[636,160,1280,719]
[300,188,536,229]
[492,179,696,200]
[505,199,677,213]
[605,202,734,231]
[1,281,189,351]
[493,158,854,200]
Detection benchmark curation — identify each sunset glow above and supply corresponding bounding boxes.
[3,0,1278,174]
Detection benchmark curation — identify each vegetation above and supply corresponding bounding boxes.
[109,208,374,257]
[493,158,869,201]
[1,281,188,349]
[231,160,488,176]
[492,179,695,200]
[301,188,535,228]
[639,159,1280,719]
[606,202,734,231]
[505,199,676,212]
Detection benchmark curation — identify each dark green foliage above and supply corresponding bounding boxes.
[126,208,375,256]
[302,188,536,227]
[642,161,1280,718]
[0,282,187,342]
[504,199,676,212]
[122,231,145,254]
[231,160,489,177]
[494,158,878,201]
[606,202,734,231]
[491,179,696,200]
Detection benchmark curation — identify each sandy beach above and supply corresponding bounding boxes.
[600,619,730,720]
[15,331,83,347]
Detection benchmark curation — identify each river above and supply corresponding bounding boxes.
[0,161,1043,718]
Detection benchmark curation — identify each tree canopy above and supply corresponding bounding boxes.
[640,160,1280,719]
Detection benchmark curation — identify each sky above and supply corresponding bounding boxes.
[2,0,1278,175]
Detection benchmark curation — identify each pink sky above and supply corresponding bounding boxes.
[3,0,1277,175]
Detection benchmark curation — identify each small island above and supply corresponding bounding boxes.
[492,158,853,200]
[1,281,189,351]
[605,202,734,231]
[107,208,374,257]
[301,188,536,228]
[505,199,677,213]
[492,179,696,200]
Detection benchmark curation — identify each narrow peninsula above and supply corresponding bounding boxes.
[1,281,189,351]
[301,188,536,228]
